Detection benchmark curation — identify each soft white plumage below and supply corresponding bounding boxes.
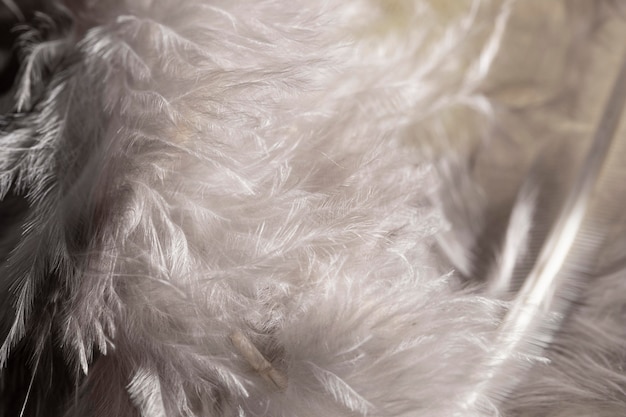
[1,1,626,416]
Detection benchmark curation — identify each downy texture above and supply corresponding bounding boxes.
[1,1,626,416]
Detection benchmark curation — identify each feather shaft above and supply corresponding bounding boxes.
[230,330,288,391]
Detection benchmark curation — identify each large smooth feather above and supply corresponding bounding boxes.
[466,50,626,412]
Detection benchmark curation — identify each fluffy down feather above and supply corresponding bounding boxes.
[0,1,625,416]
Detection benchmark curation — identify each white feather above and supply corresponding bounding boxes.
[0,1,626,417]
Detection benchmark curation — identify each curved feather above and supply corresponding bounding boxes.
[466,50,626,411]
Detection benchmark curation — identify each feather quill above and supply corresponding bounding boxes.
[465,50,626,412]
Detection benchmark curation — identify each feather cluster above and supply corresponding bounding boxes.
[1,1,626,416]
